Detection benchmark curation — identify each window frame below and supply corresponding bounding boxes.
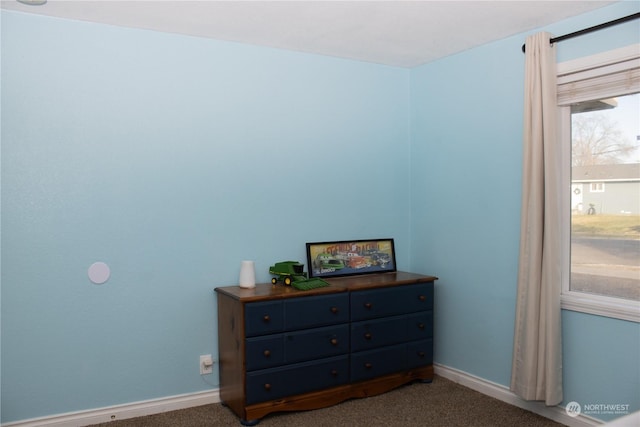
[558,44,640,323]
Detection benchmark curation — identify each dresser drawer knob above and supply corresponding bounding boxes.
[262,315,270,323]
[263,350,271,358]
[264,383,271,391]
[330,338,338,346]
[418,323,425,330]
[418,351,426,358]
[364,302,373,310]
[330,307,339,314]
[364,333,372,340]
[331,369,338,377]
[364,363,373,370]
[418,295,426,302]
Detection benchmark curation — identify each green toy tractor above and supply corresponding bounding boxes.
[268,261,329,290]
[269,261,307,285]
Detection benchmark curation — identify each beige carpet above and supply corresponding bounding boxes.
[89,375,564,426]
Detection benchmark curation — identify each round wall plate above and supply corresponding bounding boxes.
[88,262,111,284]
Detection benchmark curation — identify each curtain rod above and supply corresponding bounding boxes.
[521,12,640,53]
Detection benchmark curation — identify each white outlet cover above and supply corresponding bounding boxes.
[88,262,111,284]
[200,355,213,375]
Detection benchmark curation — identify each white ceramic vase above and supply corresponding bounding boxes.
[239,260,256,289]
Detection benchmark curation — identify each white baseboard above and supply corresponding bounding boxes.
[3,366,613,427]
[1,389,220,427]
[434,363,604,427]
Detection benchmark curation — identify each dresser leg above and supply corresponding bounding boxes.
[240,418,260,426]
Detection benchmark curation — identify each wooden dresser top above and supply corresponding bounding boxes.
[215,271,438,302]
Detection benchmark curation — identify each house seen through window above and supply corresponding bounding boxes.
[570,92,640,302]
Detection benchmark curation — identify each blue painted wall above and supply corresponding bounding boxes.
[410,1,640,422]
[2,1,639,424]
[1,11,410,423]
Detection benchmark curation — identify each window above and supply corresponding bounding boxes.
[558,45,640,322]
[589,182,605,193]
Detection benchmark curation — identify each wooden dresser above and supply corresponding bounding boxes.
[215,271,437,425]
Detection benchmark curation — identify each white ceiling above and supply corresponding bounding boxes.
[1,0,618,67]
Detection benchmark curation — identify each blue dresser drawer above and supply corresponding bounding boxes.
[246,355,349,404]
[351,283,433,321]
[350,344,407,382]
[245,301,284,337]
[246,324,349,371]
[284,293,349,330]
[406,311,433,341]
[407,339,433,369]
[350,315,407,352]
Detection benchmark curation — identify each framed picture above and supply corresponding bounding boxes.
[306,238,396,278]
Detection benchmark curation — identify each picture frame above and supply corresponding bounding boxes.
[306,238,396,278]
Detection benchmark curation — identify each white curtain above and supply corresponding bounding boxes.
[510,32,563,406]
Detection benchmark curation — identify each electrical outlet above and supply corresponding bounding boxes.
[200,354,213,375]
